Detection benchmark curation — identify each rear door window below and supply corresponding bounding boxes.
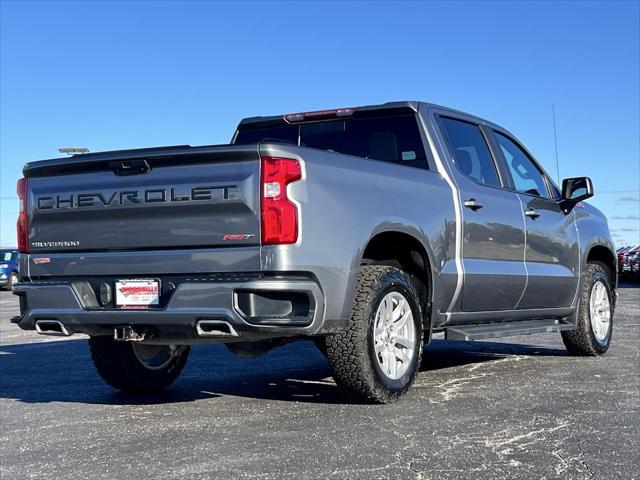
[439,117,501,187]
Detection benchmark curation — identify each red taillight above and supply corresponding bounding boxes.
[260,156,302,245]
[17,177,29,253]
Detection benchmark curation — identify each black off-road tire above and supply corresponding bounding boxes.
[561,262,614,356]
[89,336,190,393]
[325,265,423,404]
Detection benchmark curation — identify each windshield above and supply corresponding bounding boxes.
[1,251,16,262]
[234,113,428,170]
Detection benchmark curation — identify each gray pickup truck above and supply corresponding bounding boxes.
[12,101,616,403]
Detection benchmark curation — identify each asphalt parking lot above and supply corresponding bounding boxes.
[1,284,638,480]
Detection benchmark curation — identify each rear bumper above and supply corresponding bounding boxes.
[12,274,326,344]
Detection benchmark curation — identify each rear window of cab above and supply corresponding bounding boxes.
[234,114,428,170]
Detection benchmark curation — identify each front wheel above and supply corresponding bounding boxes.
[89,336,190,393]
[326,265,423,403]
[561,262,614,355]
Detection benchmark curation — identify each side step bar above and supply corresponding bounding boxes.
[444,319,575,341]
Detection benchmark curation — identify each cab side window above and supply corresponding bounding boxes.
[440,117,501,188]
[494,132,549,198]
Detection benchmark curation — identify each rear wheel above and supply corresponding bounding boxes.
[326,265,423,403]
[89,336,190,393]
[561,262,614,355]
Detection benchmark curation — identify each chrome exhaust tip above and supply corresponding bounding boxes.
[35,320,72,337]
[196,320,239,337]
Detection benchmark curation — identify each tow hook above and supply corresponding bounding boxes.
[113,326,148,342]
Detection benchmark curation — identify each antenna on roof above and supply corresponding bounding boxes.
[58,147,89,156]
[552,104,560,184]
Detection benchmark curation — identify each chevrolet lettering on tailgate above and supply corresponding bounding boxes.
[36,185,241,210]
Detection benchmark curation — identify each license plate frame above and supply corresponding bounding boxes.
[115,279,160,308]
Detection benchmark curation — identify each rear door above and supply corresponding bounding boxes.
[438,116,527,313]
[491,130,580,309]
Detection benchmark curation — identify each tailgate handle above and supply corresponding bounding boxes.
[109,159,151,176]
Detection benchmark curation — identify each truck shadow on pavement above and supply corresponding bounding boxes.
[0,338,567,406]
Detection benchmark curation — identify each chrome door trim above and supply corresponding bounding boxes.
[417,107,463,319]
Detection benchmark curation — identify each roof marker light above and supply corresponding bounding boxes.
[284,108,356,123]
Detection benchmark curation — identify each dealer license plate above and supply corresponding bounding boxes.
[115,279,160,307]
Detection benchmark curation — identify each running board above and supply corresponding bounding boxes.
[444,319,576,341]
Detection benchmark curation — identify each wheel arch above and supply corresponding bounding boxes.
[359,229,435,333]
[586,244,617,290]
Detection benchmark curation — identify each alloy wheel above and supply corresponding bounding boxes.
[373,291,416,380]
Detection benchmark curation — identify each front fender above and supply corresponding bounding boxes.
[575,204,617,279]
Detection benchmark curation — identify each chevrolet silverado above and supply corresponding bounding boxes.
[12,101,617,403]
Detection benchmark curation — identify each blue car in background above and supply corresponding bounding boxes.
[0,249,19,290]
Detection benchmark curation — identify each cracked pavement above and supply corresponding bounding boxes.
[1,283,638,479]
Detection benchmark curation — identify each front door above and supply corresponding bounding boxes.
[493,131,580,308]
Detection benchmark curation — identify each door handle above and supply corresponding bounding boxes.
[464,198,483,211]
[524,208,541,219]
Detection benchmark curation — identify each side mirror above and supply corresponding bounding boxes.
[562,177,593,204]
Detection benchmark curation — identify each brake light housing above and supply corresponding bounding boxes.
[17,177,29,253]
[260,156,302,245]
[284,107,355,123]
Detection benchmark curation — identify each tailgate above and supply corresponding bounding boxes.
[24,145,261,253]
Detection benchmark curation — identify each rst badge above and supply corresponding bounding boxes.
[222,234,255,241]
